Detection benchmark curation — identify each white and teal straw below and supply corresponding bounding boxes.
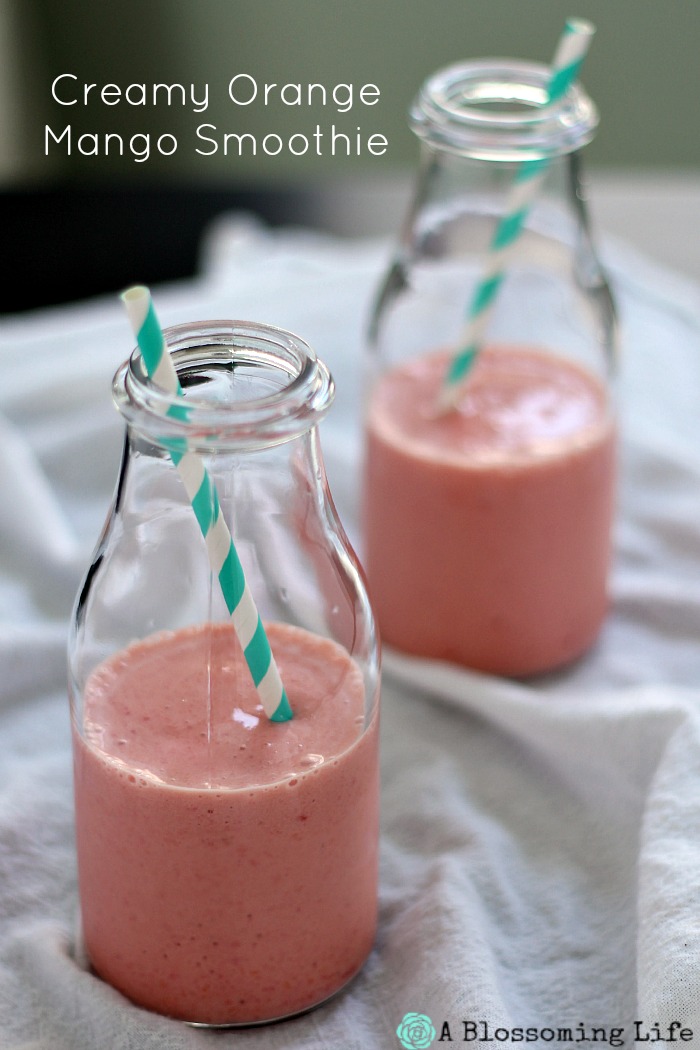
[438,17,596,411]
[121,285,292,723]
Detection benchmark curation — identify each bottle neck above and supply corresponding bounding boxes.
[416,138,576,202]
[112,321,335,454]
[407,58,598,231]
[410,58,598,162]
[400,141,589,270]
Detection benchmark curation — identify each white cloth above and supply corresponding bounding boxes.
[0,216,699,1049]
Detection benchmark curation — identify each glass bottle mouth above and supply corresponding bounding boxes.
[410,58,598,161]
[113,320,335,451]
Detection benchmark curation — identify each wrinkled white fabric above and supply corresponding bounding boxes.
[0,217,699,1049]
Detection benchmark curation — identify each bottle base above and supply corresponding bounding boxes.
[383,617,606,679]
[185,965,366,1029]
[74,920,372,1029]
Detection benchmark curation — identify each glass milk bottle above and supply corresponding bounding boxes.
[363,59,617,677]
[68,320,380,1026]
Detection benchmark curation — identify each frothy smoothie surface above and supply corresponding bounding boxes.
[364,345,615,676]
[82,621,366,789]
[370,345,609,463]
[73,622,379,1025]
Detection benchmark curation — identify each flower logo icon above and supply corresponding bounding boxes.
[396,1012,436,1049]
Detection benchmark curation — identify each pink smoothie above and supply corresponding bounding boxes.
[72,621,379,1025]
[364,346,616,676]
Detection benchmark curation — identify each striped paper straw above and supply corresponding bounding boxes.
[438,17,595,411]
[121,286,292,723]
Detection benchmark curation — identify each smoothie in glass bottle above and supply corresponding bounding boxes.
[69,318,380,1025]
[363,51,617,676]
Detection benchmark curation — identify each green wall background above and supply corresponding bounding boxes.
[13,0,700,186]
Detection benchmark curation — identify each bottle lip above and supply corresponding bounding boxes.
[113,319,335,450]
[410,58,599,160]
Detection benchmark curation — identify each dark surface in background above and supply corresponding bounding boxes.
[0,184,313,314]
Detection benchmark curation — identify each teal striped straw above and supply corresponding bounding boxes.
[121,286,293,723]
[438,17,596,411]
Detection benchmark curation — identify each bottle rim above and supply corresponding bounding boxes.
[113,319,335,450]
[410,58,599,160]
